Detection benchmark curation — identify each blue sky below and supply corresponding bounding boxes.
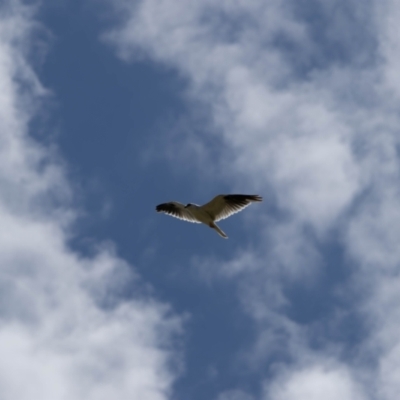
[1,0,400,399]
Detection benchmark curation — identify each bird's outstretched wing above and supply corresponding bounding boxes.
[155,202,200,223]
[201,194,262,221]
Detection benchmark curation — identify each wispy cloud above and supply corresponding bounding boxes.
[105,0,400,398]
[0,2,182,399]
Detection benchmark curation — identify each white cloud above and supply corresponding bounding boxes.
[376,0,400,97]
[0,2,182,399]
[105,0,400,399]
[266,363,367,400]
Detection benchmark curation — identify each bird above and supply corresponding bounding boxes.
[155,194,262,238]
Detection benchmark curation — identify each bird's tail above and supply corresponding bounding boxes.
[211,223,228,239]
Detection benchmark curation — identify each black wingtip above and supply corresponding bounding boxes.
[224,194,263,202]
[251,195,263,202]
[156,202,177,213]
[156,204,168,212]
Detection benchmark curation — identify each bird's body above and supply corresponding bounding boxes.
[184,204,213,224]
[156,194,262,238]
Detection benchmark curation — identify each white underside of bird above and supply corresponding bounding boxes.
[156,194,262,238]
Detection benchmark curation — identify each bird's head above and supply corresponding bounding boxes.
[184,203,192,208]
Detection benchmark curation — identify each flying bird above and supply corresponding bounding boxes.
[156,194,262,238]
